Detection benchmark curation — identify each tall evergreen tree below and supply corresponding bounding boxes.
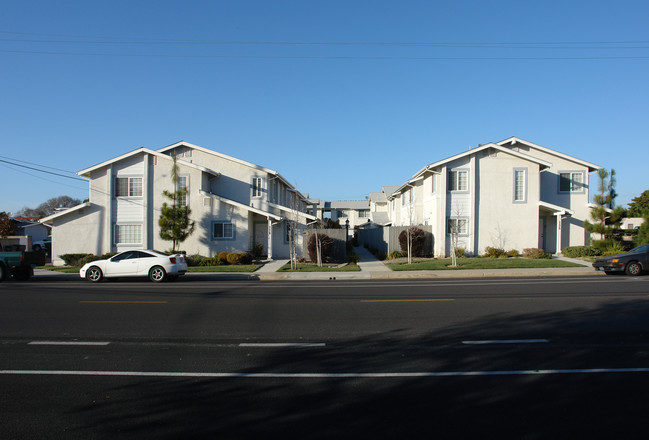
[158,155,195,252]
[627,190,649,217]
[584,168,624,240]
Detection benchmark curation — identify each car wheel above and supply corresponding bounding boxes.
[86,266,103,282]
[33,245,42,252]
[149,266,167,282]
[625,261,642,276]
[0,264,5,282]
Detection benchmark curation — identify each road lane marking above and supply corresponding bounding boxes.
[28,341,111,346]
[3,367,649,378]
[79,301,167,304]
[462,339,549,345]
[361,299,455,303]
[239,343,326,348]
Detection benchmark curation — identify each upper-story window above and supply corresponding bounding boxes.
[251,177,263,198]
[116,177,142,197]
[448,170,468,192]
[513,168,527,203]
[559,171,584,193]
[177,175,189,206]
[431,174,437,194]
[358,210,369,218]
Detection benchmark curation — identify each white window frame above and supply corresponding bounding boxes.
[177,175,189,207]
[251,177,263,198]
[559,171,585,193]
[448,170,469,192]
[115,176,143,198]
[114,224,143,245]
[513,168,527,203]
[447,218,469,236]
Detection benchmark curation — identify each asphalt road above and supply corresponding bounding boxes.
[2,276,649,439]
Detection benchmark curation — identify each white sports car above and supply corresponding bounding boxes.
[80,250,187,283]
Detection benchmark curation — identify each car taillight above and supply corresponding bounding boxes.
[169,257,177,264]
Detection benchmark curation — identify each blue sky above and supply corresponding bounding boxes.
[2,0,648,215]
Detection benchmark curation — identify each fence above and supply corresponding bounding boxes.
[357,225,434,256]
[302,228,348,262]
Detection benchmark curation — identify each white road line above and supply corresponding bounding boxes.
[462,339,549,345]
[239,343,326,348]
[28,341,111,346]
[2,368,649,378]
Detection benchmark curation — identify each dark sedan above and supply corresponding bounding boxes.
[592,244,649,276]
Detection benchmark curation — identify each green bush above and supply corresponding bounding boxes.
[226,253,242,265]
[483,247,506,258]
[522,248,552,259]
[100,252,118,260]
[185,254,203,267]
[347,252,360,264]
[250,243,264,258]
[78,254,101,266]
[388,250,404,260]
[562,246,601,258]
[376,251,387,261]
[454,247,466,258]
[506,249,520,258]
[602,241,626,256]
[218,252,230,265]
[238,252,253,265]
[60,253,95,266]
[199,257,219,266]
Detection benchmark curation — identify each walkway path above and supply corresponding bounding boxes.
[354,246,391,272]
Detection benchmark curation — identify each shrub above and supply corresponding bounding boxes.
[238,252,253,265]
[250,243,264,258]
[377,251,387,261]
[398,227,426,257]
[60,253,95,266]
[185,254,203,267]
[347,252,360,264]
[100,252,118,260]
[506,249,520,258]
[388,250,404,260]
[217,252,230,264]
[307,233,333,263]
[562,246,600,258]
[453,247,466,258]
[522,248,552,259]
[602,241,626,256]
[226,253,242,265]
[199,257,219,266]
[78,254,101,266]
[483,247,505,258]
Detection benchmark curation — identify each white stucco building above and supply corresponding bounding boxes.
[40,141,316,265]
[383,137,601,256]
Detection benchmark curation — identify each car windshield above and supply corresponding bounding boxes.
[629,244,649,254]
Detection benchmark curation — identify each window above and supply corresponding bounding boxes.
[514,168,527,203]
[448,170,468,191]
[213,222,234,239]
[252,177,263,198]
[177,175,188,206]
[559,171,584,193]
[447,218,468,235]
[115,177,142,197]
[114,224,142,244]
[358,210,369,218]
[431,174,437,194]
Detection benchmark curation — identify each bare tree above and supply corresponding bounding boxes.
[15,195,82,218]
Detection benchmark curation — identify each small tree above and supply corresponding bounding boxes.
[159,155,195,252]
[636,212,649,246]
[307,232,333,265]
[0,212,17,237]
[628,190,649,218]
[398,227,425,261]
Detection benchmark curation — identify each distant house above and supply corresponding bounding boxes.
[381,137,601,256]
[40,141,316,265]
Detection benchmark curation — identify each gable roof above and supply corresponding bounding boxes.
[158,141,300,194]
[77,147,219,178]
[496,137,601,172]
[412,143,553,180]
[39,202,92,224]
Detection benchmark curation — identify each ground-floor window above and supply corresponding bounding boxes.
[114,224,142,244]
[447,218,468,235]
[212,221,234,239]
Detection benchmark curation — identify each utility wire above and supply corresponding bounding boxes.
[0,159,86,181]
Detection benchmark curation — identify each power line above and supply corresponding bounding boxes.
[0,158,86,181]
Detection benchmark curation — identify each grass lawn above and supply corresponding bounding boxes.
[278,263,361,272]
[187,265,262,273]
[386,257,584,271]
[36,266,80,273]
